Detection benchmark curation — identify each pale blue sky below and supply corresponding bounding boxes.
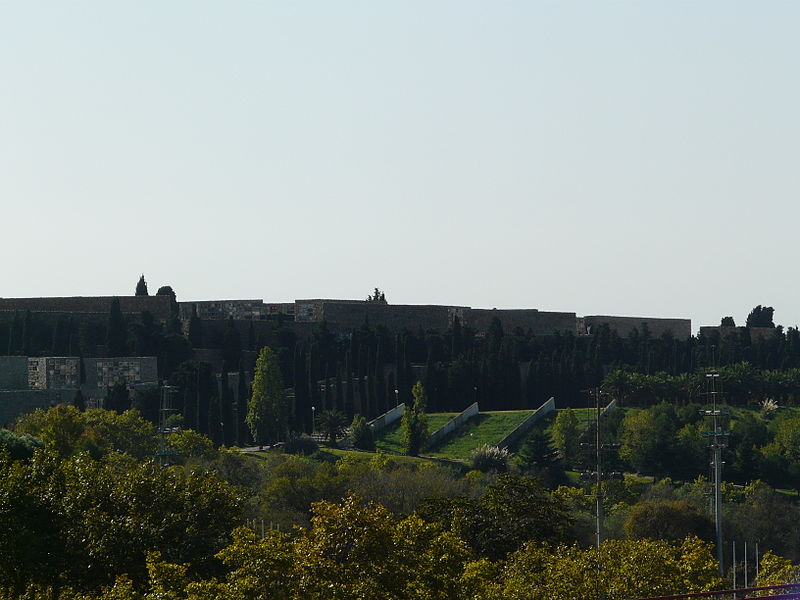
[1,2,798,330]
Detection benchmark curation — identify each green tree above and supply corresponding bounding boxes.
[417,474,572,560]
[551,408,581,467]
[105,382,131,413]
[350,414,375,450]
[619,407,676,477]
[247,346,288,447]
[403,381,428,456]
[156,285,175,299]
[0,429,42,460]
[292,494,468,600]
[746,305,775,328]
[316,409,348,444]
[624,499,714,541]
[135,274,149,296]
[517,429,566,486]
[499,537,723,600]
[367,287,387,303]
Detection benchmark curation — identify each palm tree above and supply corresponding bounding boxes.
[316,409,348,444]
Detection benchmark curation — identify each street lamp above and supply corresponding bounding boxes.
[394,388,399,407]
[311,406,316,435]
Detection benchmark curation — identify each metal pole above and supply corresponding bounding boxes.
[713,438,723,574]
[744,541,748,589]
[756,543,759,581]
[705,371,725,577]
[732,541,736,591]
[596,387,603,550]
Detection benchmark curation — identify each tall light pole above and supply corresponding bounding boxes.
[702,370,728,576]
[394,388,399,407]
[311,405,316,435]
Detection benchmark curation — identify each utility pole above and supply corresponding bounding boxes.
[701,369,729,576]
[581,388,622,549]
[580,387,622,600]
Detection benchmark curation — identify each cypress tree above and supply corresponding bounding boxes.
[335,370,344,414]
[402,381,429,456]
[105,382,130,413]
[72,389,86,412]
[135,274,149,296]
[452,315,463,358]
[323,373,332,412]
[247,346,288,447]
[208,393,223,446]
[222,317,242,367]
[293,345,311,434]
[237,364,249,444]
[21,311,33,356]
[51,316,69,356]
[374,342,386,414]
[106,298,128,357]
[247,320,256,351]
[187,305,203,348]
[344,348,355,416]
[219,369,235,446]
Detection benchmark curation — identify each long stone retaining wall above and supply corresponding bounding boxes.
[426,402,480,449]
[368,403,405,434]
[497,397,556,450]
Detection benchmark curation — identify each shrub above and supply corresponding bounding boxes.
[350,414,375,451]
[167,429,215,460]
[0,429,42,460]
[283,434,319,456]
[470,444,509,473]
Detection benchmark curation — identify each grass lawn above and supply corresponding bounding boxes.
[247,445,467,472]
[375,413,459,454]
[425,410,533,460]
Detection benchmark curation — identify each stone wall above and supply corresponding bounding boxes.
[0,356,29,390]
[321,302,457,332]
[178,300,294,321]
[85,357,159,392]
[0,296,173,320]
[28,357,80,390]
[294,300,577,337]
[466,309,577,336]
[584,315,691,339]
[0,389,73,427]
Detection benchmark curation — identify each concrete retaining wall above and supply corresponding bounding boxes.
[0,389,74,427]
[497,397,556,449]
[369,403,405,433]
[426,402,480,448]
[600,398,617,417]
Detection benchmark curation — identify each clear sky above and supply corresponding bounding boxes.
[2,2,798,331]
